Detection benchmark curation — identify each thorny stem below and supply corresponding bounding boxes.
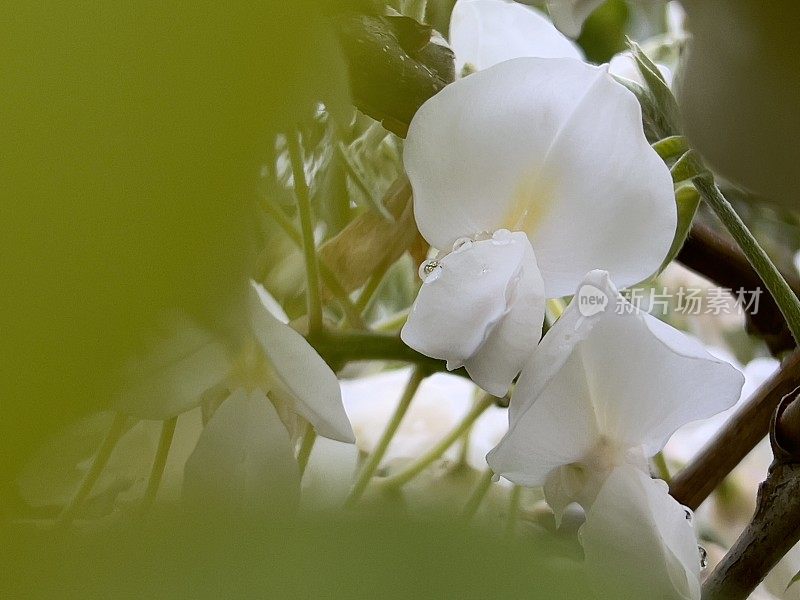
[381,394,494,489]
[345,367,426,506]
[56,412,129,526]
[288,130,324,335]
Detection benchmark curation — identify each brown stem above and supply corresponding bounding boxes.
[702,460,800,599]
[670,349,800,510]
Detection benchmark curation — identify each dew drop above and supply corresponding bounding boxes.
[452,237,474,253]
[698,545,708,569]
[418,259,441,281]
[491,228,513,245]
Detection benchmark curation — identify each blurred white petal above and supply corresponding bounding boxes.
[546,0,605,37]
[116,313,231,420]
[450,0,583,73]
[183,388,300,514]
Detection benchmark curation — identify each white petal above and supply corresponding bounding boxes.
[546,0,605,38]
[401,231,544,396]
[529,68,675,296]
[404,58,675,297]
[463,236,546,396]
[609,52,674,88]
[249,284,355,443]
[512,271,744,457]
[580,465,701,600]
[183,388,300,514]
[404,58,607,250]
[450,0,583,73]
[487,344,600,486]
[116,312,232,420]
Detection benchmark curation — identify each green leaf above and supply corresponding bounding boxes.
[652,135,689,162]
[671,150,708,184]
[658,182,701,272]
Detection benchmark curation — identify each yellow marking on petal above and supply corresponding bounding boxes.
[503,170,556,234]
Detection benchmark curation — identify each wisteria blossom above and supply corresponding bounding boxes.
[116,282,354,510]
[401,58,675,395]
[487,270,744,597]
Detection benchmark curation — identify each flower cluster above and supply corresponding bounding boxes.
[401,2,744,597]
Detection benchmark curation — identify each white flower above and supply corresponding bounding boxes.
[116,281,354,511]
[401,58,676,396]
[487,270,742,599]
[450,0,583,74]
[487,270,744,514]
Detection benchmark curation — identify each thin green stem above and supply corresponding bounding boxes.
[695,175,800,345]
[309,330,466,378]
[381,394,494,489]
[140,416,178,514]
[56,412,128,526]
[462,469,494,523]
[287,130,323,335]
[262,197,365,329]
[297,425,317,478]
[346,367,426,506]
[505,486,523,538]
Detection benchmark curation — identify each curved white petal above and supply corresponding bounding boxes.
[609,52,674,89]
[462,236,546,396]
[580,465,701,600]
[402,231,545,396]
[512,271,744,456]
[183,388,300,514]
[249,283,354,443]
[487,344,599,486]
[529,68,675,296]
[546,0,605,38]
[404,58,605,250]
[450,0,583,73]
[404,58,675,297]
[116,312,232,420]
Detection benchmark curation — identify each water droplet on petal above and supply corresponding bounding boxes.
[698,545,708,569]
[452,237,474,253]
[684,508,694,524]
[418,259,441,282]
[491,229,513,245]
